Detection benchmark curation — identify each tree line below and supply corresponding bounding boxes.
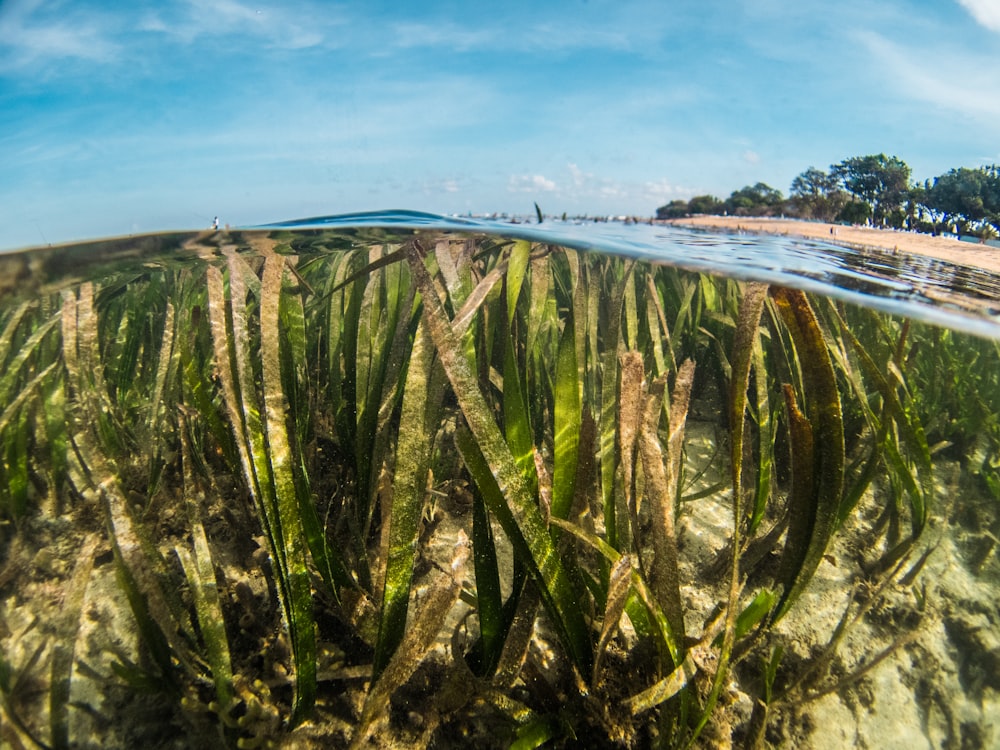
[657,154,1000,242]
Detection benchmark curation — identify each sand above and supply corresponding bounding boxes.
[664,215,1000,276]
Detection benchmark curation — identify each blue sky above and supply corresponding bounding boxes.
[2,0,999,249]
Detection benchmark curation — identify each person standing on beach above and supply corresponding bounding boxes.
[213,216,220,231]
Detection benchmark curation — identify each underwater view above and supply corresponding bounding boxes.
[0,216,998,749]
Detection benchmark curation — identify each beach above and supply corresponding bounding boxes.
[665,215,1000,275]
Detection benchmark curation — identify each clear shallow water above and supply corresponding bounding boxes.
[0,212,997,748]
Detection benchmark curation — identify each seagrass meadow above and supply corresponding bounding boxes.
[0,227,998,748]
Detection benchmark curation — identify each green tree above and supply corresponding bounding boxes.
[688,194,723,215]
[725,183,784,216]
[656,199,691,219]
[922,165,1000,235]
[927,167,987,227]
[789,167,847,221]
[902,184,927,231]
[831,154,911,227]
[836,200,872,226]
[975,165,1000,232]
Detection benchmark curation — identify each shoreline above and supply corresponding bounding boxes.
[663,215,1000,275]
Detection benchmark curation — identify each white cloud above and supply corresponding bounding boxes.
[527,164,697,209]
[567,163,590,189]
[508,174,557,193]
[0,0,120,69]
[520,164,696,209]
[389,21,498,52]
[0,0,331,75]
[417,177,462,194]
[957,0,1000,33]
[359,18,632,62]
[384,8,662,56]
[856,29,1000,119]
[743,150,761,165]
[641,179,695,202]
[142,0,329,49]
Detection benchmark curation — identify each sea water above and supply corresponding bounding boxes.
[0,213,996,749]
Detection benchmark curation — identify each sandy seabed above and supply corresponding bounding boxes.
[665,216,1000,276]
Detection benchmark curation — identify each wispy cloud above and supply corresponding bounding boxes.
[389,22,499,53]
[141,0,332,49]
[957,0,1000,33]
[386,13,645,55]
[0,0,120,71]
[0,0,338,78]
[856,29,1000,120]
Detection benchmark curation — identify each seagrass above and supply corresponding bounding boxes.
[0,227,976,748]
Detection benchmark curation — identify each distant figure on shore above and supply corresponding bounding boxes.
[213,216,220,231]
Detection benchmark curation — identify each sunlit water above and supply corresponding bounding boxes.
[0,212,997,749]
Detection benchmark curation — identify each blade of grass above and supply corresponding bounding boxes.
[551,314,580,521]
[209,250,316,720]
[749,333,775,533]
[177,411,234,712]
[205,264,256,512]
[592,553,632,685]
[829,304,931,542]
[40,365,69,515]
[0,301,32,363]
[625,653,696,715]
[0,362,59,435]
[352,534,470,750]
[499,242,540,495]
[64,278,199,685]
[503,317,538,484]
[769,287,844,622]
[260,250,317,720]
[470,479,506,676]
[686,282,768,748]
[526,249,552,359]
[408,239,593,678]
[548,516,682,663]
[277,259,355,596]
[49,534,99,750]
[618,351,644,556]
[74,283,120,455]
[373,321,447,678]
[0,313,60,410]
[208,254,284,573]
[639,371,687,650]
[1,640,50,750]
[452,420,593,680]
[145,300,176,496]
[730,283,769,525]
[71,436,186,691]
[599,261,636,552]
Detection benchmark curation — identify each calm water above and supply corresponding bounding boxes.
[0,213,997,749]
